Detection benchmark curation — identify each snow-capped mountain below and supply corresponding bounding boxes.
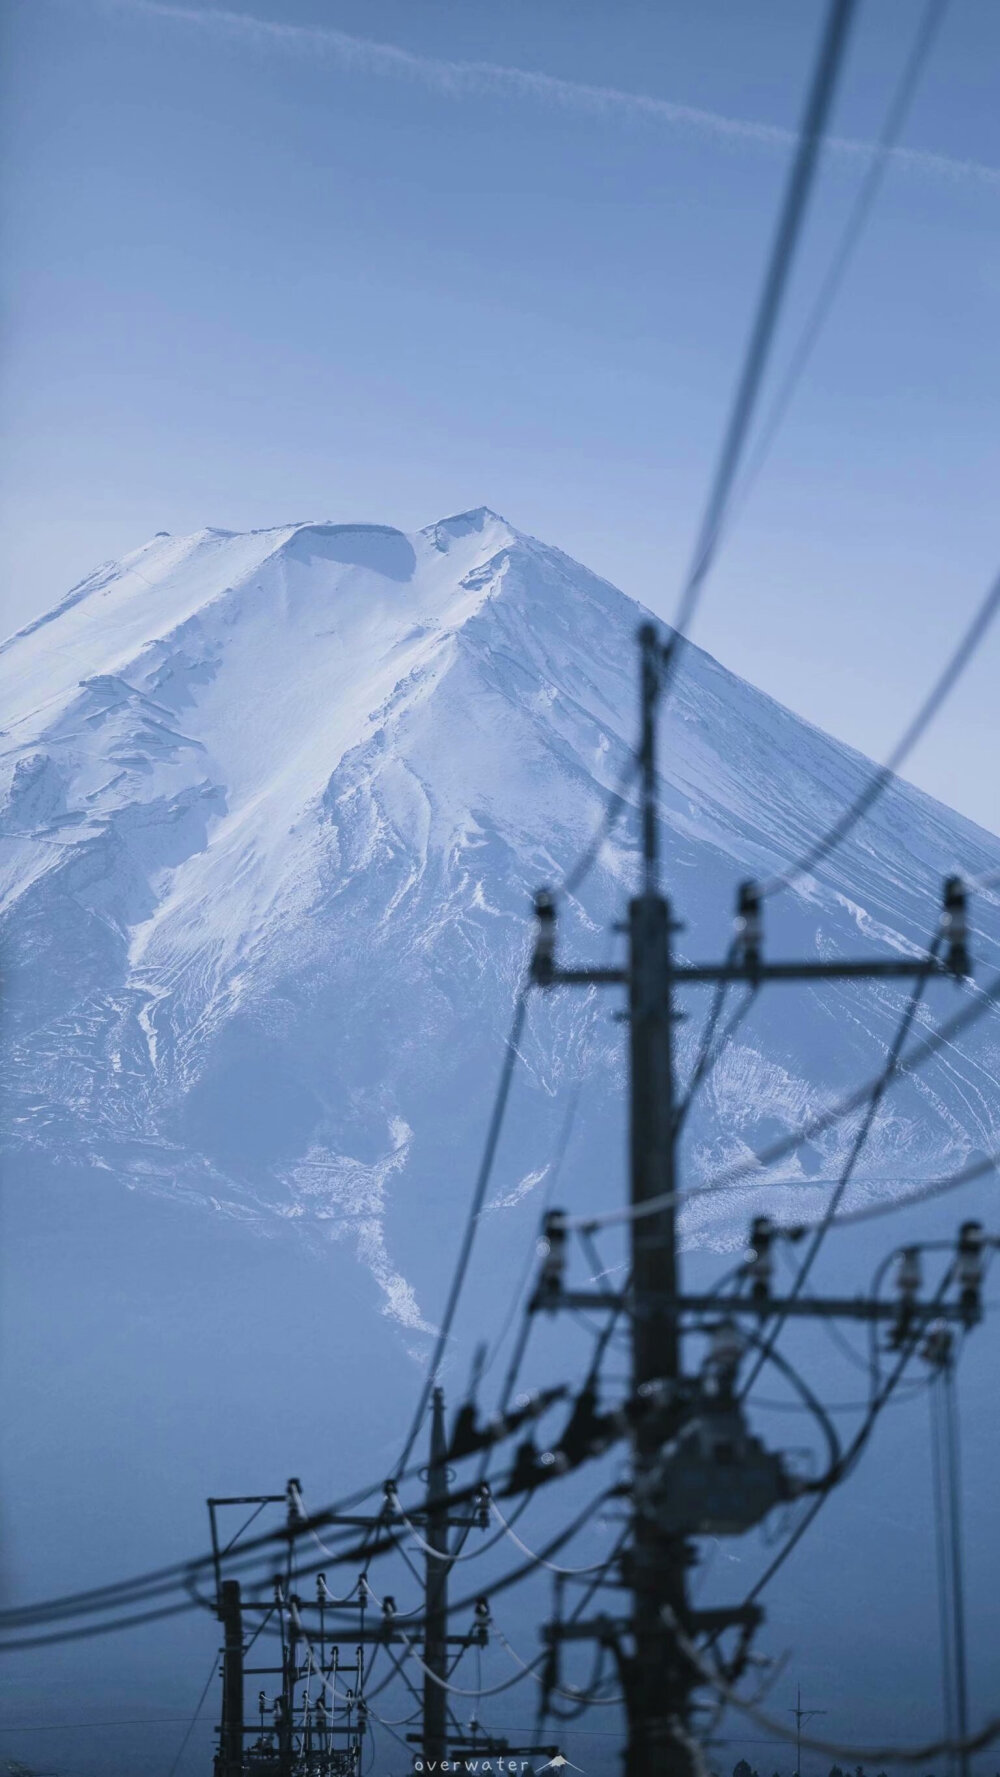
[3,508,1000,1327]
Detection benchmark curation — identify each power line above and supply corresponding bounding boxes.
[0,1469,471,1646]
[739,937,940,1394]
[667,0,860,650]
[0,1474,389,1629]
[749,1382,928,1414]
[487,1499,619,1579]
[5,662,996,1766]
[399,1489,620,1631]
[732,1262,956,1620]
[494,1621,624,1708]
[524,624,994,1768]
[558,752,640,901]
[0,1597,203,1654]
[761,565,1000,898]
[394,982,529,1476]
[165,1650,220,1777]
[675,977,758,1136]
[557,2,859,902]
[666,1600,1000,1764]
[563,964,1000,1232]
[4,933,991,1689]
[723,0,951,540]
[795,1147,1000,1230]
[0,1717,209,1733]
[479,1021,594,1384]
[7,1445,535,1649]
[558,0,862,909]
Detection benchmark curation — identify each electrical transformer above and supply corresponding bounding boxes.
[635,1403,794,1536]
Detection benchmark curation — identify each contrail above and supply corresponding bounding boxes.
[107,0,1000,192]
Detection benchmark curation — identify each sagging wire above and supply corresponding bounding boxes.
[662,1600,999,1763]
[494,1620,624,1709]
[559,965,1000,1235]
[384,1481,532,1567]
[761,565,1000,900]
[394,983,530,1479]
[0,1471,398,1635]
[395,1630,541,1699]
[722,0,951,544]
[737,1330,842,1491]
[288,1483,381,1596]
[674,977,759,1140]
[665,0,860,654]
[487,1498,619,1578]
[358,1575,422,1623]
[738,936,943,1398]
[558,753,641,902]
[164,1648,221,1777]
[478,1065,590,1386]
[808,1150,999,1231]
[475,970,610,1400]
[724,1256,960,1632]
[550,0,866,905]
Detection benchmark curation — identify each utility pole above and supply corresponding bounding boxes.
[205,1435,560,1777]
[279,1568,297,1777]
[422,1385,450,1768]
[217,1578,244,1777]
[208,1489,380,1774]
[789,1683,826,1776]
[627,623,691,1773]
[528,622,974,1774]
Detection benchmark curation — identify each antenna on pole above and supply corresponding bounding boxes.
[789,1683,827,1776]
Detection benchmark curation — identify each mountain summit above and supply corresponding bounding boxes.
[2,512,999,1324]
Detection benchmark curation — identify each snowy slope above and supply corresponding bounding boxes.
[3,508,1000,1326]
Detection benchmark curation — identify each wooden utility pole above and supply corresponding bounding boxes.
[422,1386,450,1768]
[626,624,695,1773]
[217,1578,244,1777]
[529,622,970,1773]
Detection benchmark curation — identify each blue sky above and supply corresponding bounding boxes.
[2,0,998,830]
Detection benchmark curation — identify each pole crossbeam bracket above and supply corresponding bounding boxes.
[540,956,952,991]
[538,1289,974,1326]
[544,1614,627,1645]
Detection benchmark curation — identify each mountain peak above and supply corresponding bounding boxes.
[432,504,509,530]
[423,506,515,551]
[2,507,999,1320]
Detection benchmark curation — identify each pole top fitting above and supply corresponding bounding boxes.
[531,889,557,986]
[922,1321,954,1370]
[942,874,970,977]
[957,1218,985,1325]
[736,880,763,974]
